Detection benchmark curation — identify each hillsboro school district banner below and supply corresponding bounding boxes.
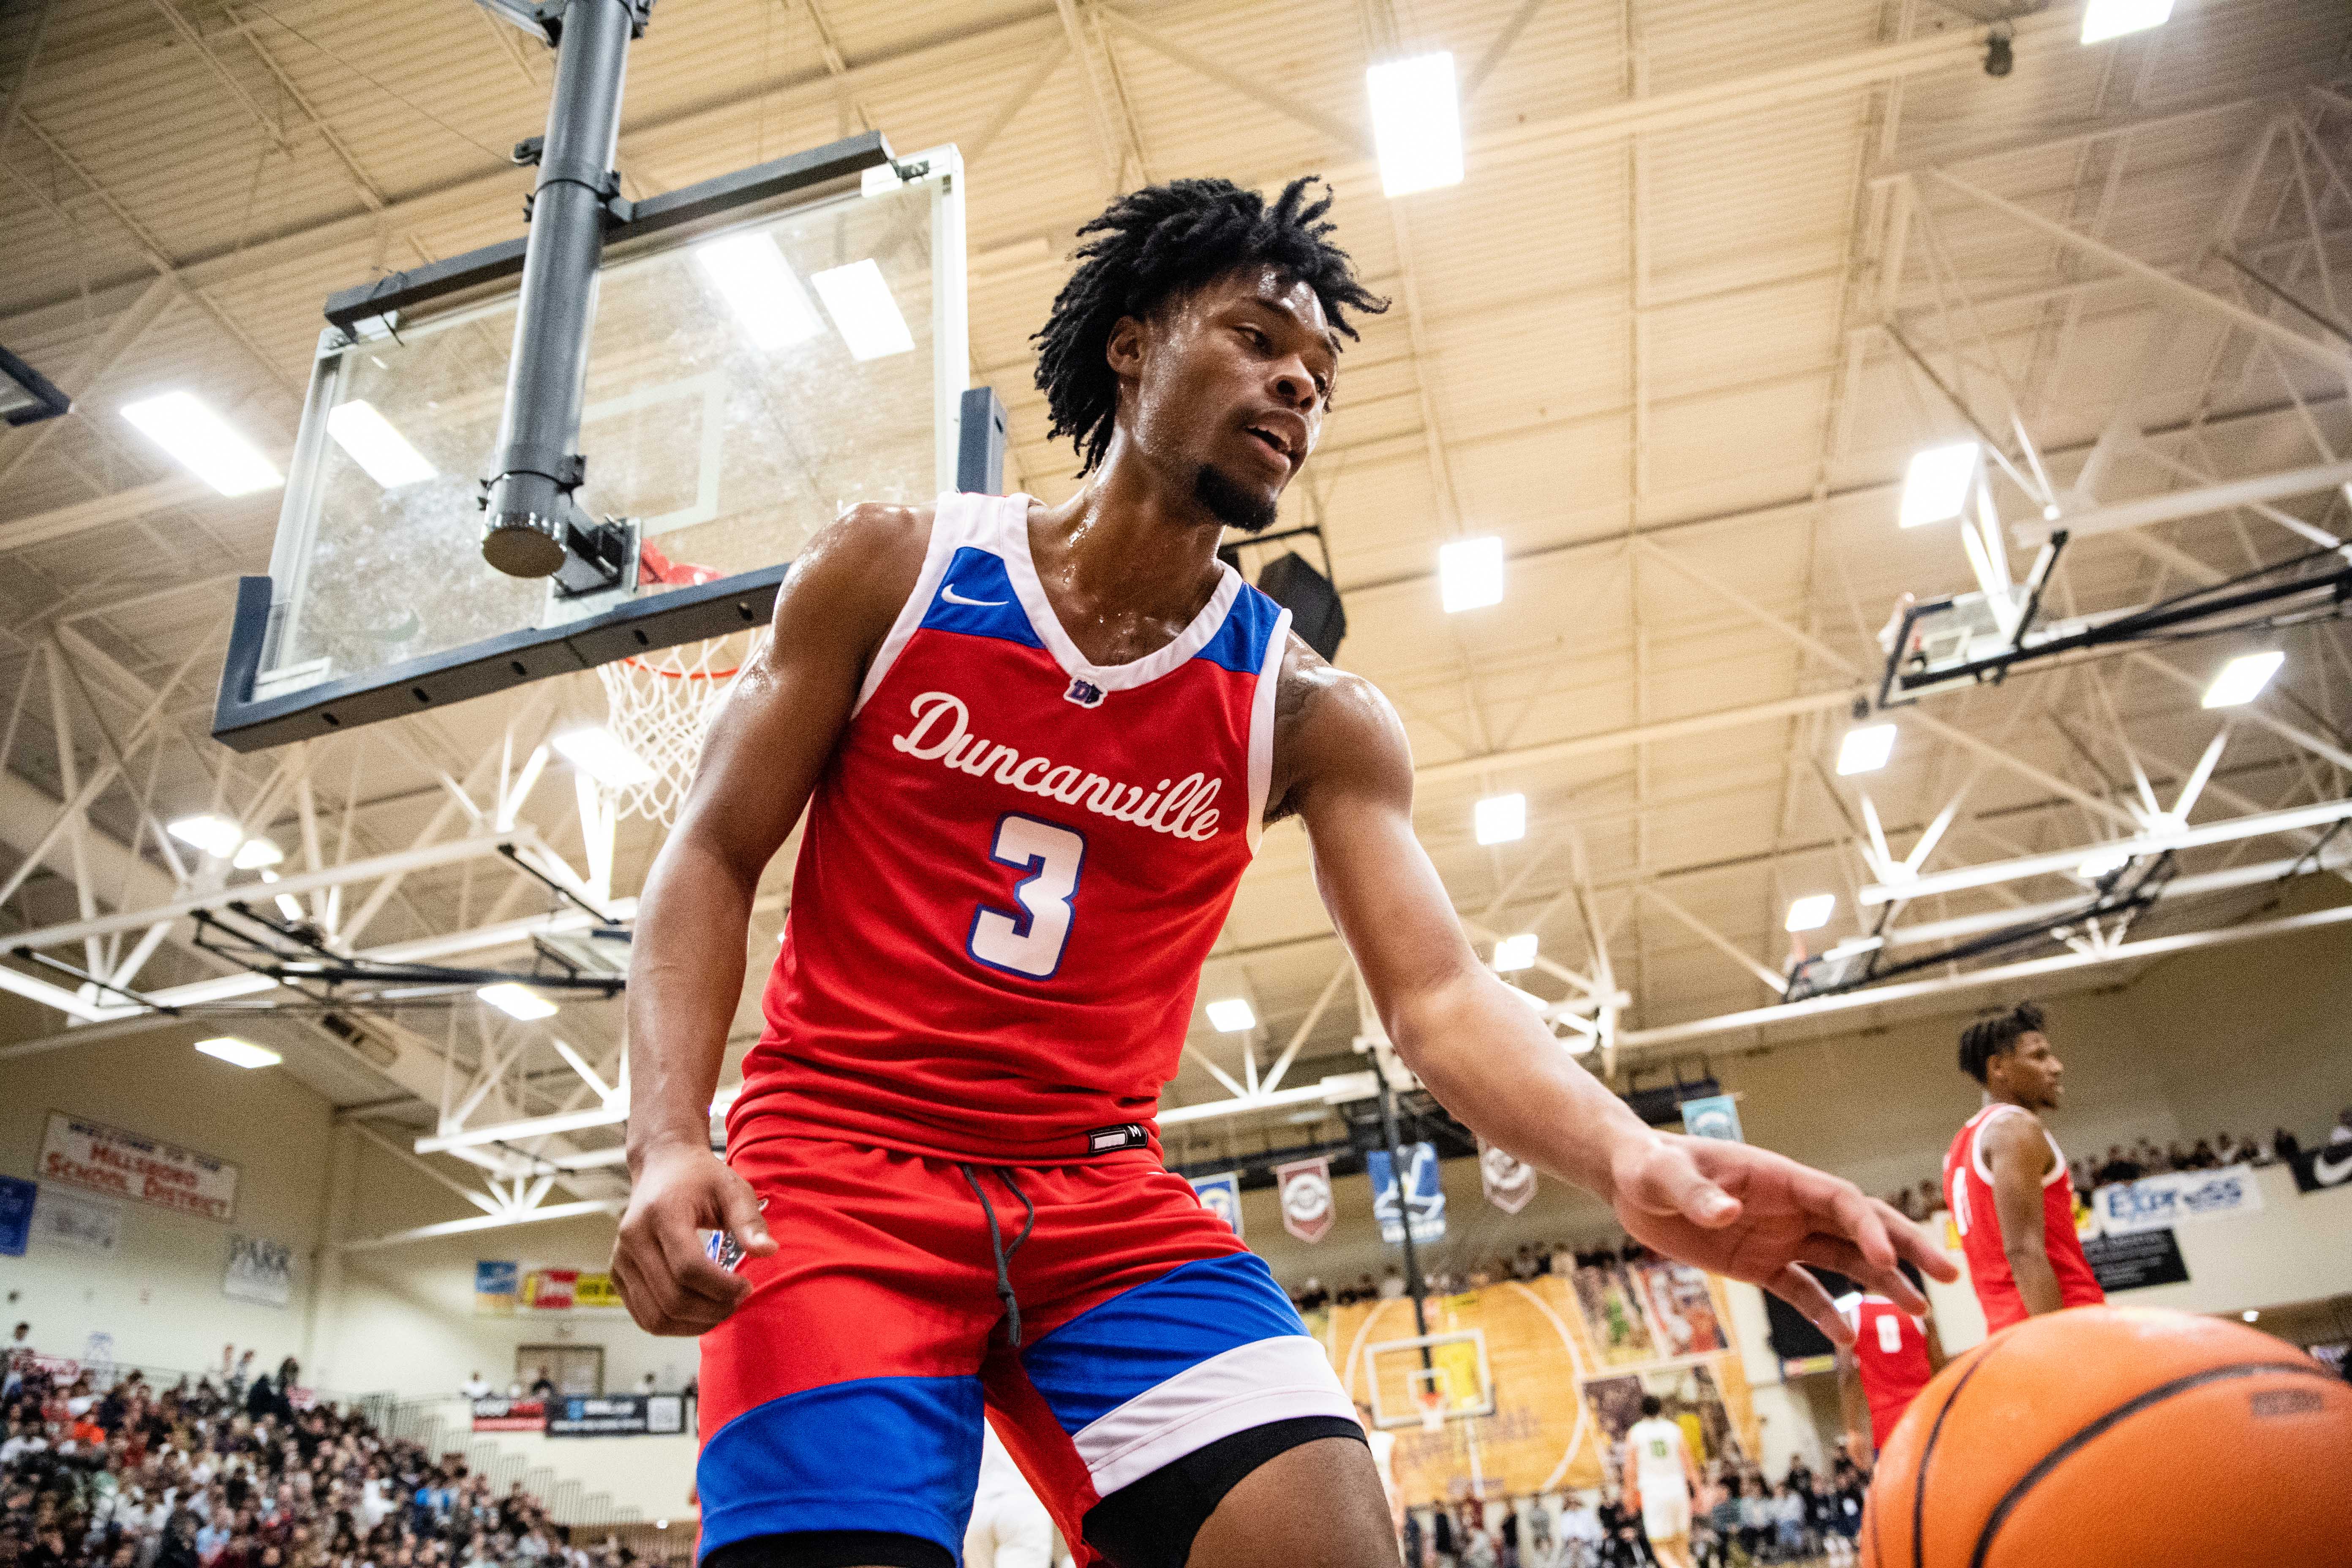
[41,1113,238,1222]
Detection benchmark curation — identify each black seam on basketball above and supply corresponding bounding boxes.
[1965,1361,2337,1568]
[1912,1342,2004,1568]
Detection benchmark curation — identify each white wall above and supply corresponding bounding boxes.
[0,1024,334,1375]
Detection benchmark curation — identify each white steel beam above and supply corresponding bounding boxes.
[335,1198,624,1253]
[2014,458,2352,547]
[1858,798,2352,905]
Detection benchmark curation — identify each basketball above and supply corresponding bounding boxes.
[1861,1307,2352,1566]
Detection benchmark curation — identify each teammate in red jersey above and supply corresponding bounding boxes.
[611,176,1952,1568]
[1943,1002,2106,1334]
[1834,1267,1945,1461]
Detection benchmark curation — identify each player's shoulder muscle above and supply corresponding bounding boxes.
[1982,1107,2049,1173]
[767,500,931,672]
[1268,634,1413,822]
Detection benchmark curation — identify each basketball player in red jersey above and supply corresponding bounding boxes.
[1944,1002,2105,1333]
[610,177,1953,1568]
[1834,1267,1945,1461]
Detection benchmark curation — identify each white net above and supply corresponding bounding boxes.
[592,631,766,825]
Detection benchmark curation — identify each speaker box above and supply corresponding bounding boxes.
[1256,551,1346,661]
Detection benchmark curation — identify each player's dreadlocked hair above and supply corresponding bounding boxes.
[1032,176,1388,474]
[1959,1000,2047,1084]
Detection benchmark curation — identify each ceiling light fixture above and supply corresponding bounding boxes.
[325,400,438,488]
[1897,441,1979,528]
[1836,723,1898,776]
[232,838,285,871]
[1492,933,1538,972]
[1206,997,1257,1032]
[693,231,824,350]
[1785,893,1836,933]
[121,392,281,497]
[166,814,245,860]
[1474,793,1526,846]
[551,725,656,789]
[2201,651,2284,709]
[1439,536,1505,612]
[478,983,560,1021]
[1366,52,1464,197]
[2080,0,2173,45]
[195,1036,281,1070]
[810,259,915,360]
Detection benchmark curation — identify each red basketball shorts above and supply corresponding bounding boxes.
[694,1137,1354,1565]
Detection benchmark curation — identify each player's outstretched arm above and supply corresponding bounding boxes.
[612,502,928,1337]
[1282,652,1955,1344]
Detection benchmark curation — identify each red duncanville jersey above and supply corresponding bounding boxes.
[728,491,1292,1164]
[1834,1292,1931,1447]
[1943,1104,2105,1334]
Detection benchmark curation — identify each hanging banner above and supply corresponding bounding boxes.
[0,1176,34,1258]
[573,1271,625,1311]
[522,1267,579,1311]
[1478,1139,1538,1215]
[2092,1163,2263,1236]
[547,1393,686,1438]
[2288,1145,2352,1195]
[1367,1143,1446,1246]
[471,1397,547,1433]
[2082,1228,2190,1292]
[1274,1157,1335,1243]
[32,1186,121,1255]
[1190,1173,1243,1237]
[475,1261,520,1315]
[40,1113,238,1222]
[1678,1095,1744,1143]
[223,1233,295,1308]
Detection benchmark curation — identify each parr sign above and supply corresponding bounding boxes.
[40,1114,238,1222]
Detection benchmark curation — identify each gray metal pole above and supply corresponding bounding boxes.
[1376,1069,1431,1345]
[480,0,637,578]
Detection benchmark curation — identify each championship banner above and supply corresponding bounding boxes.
[1190,1172,1243,1237]
[1274,1157,1334,1243]
[2092,1163,2264,1235]
[2288,1145,2352,1195]
[474,1261,520,1316]
[1478,1138,1538,1214]
[1367,1142,1446,1246]
[40,1113,238,1222]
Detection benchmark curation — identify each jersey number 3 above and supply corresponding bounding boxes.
[968,814,1086,978]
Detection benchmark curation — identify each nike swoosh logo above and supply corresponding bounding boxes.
[941,583,1005,607]
[2315,1149,2352,1186]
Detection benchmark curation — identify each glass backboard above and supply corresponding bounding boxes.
[216,135,970,749]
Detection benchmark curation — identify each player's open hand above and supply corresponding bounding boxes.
[1607,1132,1956,1346]
[611,1141,777,1336]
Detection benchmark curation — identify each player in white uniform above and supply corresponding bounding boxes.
[1622,1396,1702,1568]
[964,1421,1063,1568]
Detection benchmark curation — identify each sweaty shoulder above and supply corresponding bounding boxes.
[771,500,932,670]
[1265,633,1413,824]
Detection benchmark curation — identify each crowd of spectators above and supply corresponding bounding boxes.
[1401,1451,1874,1568]
[1296,1241,1667,1312]
[2,1334,654,1568]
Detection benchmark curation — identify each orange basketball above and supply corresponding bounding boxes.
[1861,1307,2352,1567]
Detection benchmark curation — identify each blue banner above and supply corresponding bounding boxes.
[1679,1094,1744,1143]
[1367,1142,1446,1245]
[0,1176,33,1258]
[1190,1172,1243,1237]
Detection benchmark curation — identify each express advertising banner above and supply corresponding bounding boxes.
[2091,1163,2263,1235]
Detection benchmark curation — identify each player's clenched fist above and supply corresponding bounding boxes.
[610,1141,776,1336]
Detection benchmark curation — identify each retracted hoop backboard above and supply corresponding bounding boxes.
[1365,1329,1496,1429]
[214,132,990,752]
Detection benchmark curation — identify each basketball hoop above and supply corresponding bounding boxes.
[593,629,765,826]
[1416,1387,1446,1434]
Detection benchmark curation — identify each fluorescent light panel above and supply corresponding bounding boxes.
[1493,933,1538,972]
[1474,793,1526,846]
[232,837,284,870]
[693,232,824,350]
[2080,0,2172,44]
[166,814,243,859]
[1898,441,1979,528]
[1785,893,1836,933]
[1836,723,1898,776]
[121,392,281,497]
[552,725,656,788]
[478,983,559,1021]
[195,1036,280,1070]
[275,893,307,922]
[1206,997,1257,1032]
[810,260,914,360]
[1366,52,1464,197]
[2201,651,2284,709]
[1439,536,1504,612]
[325,400,436,488]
